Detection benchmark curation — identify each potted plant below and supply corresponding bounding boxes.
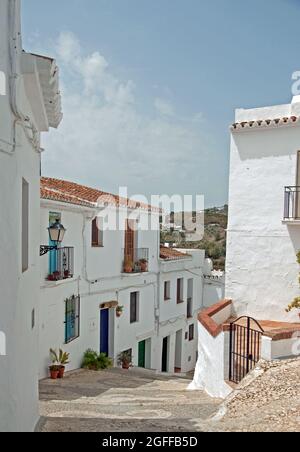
[49,365,60,380]
[139,258,148,272]
[124,256,133,273]
[117,351,132,370]
[116,306,124,318]
[50,349,70,379]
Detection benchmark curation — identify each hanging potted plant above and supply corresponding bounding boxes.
[124,256,133,273]
[116,306,124,318]
[117,351,132,370]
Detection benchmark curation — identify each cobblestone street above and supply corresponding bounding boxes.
[39,360,300,432]
[39,368,221,432]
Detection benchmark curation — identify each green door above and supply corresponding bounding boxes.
[138,340,146,368]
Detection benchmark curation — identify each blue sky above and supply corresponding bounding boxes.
[22,0,300,207]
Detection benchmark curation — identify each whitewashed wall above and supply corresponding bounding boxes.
[190,303,232,399]
[226,102,300,322]
[39,202,160,377]
[156,250,205,373]
[0,0,40,432]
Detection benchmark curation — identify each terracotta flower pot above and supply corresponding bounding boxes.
[140,262,148,272]
[122,362,130,370]
[116,311,122,318]
[58,366,65,379]
[50,369,59,380]
[124,266,133,273]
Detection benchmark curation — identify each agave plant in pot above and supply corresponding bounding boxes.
[117,351,132,370]
[50,349,70,379]
[49,364,60,380]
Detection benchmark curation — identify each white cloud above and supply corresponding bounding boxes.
[42,31,220,202]
[154,98,174,117]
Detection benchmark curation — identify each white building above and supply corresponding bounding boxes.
[191,93,300,399]
[158,247,205,374]
[39,178,205,377]
[0,0,62,432]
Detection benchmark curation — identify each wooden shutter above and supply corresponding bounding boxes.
[125,220,135,261]
[92,218,99,246]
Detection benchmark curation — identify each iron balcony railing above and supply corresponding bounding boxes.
[122,248,149,274]
[47,247,74,281]
[284,186,300,220]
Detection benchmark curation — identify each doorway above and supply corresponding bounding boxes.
[175,330,183,373]
[162,336,169,372]
[138,340,146,368]
[100,309,109,356]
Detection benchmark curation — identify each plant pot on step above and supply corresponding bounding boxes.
[49,366,60,380]
[122,362,130,370]
[58,366,65,379]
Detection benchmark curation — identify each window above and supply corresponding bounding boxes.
[91,217,103,247]
[130,292,139,324]
[189,324,195,341]
[187,279,194,318]
[177,278,184,304]
[22,178,29,272]
[164,281,171,301]
[65,295,80,344]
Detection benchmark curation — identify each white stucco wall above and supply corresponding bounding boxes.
[0,0,54,432]
[203,278,225,308]
[261,334,300,361]
[39,205,205,377]
[189,325,232,399]
[39,202,161,377]
[226,101,300,322]
[156,251,205,373]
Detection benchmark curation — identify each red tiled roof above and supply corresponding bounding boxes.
[160,246,191,261]
[40,177,160,212]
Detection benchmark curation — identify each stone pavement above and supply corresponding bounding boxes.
[197,359,300,432]
[39,367,221,432]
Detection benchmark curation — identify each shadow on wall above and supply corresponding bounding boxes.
[232,127,300,161]
[287,225,300,256]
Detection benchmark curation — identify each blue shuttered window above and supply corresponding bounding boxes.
[65,295,80,344]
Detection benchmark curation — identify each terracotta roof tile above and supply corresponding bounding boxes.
[231,116,300,132]
[40,177,160,212]
[160,246,191,261]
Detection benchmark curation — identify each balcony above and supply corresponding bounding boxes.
[284,187,300,221]
[122,248,149,274]
[47,247,74,281]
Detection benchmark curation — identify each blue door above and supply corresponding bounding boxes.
[100,309,109,356]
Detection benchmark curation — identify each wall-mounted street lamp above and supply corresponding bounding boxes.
[40,219,66,256]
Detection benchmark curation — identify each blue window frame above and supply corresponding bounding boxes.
[64,295,80,344]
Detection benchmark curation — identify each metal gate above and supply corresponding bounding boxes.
[229,317,264,384]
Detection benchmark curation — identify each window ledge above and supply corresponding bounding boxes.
[121,272,149,277]
[42,277,75,288]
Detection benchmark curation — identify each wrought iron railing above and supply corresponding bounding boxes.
[47,247,74,281]
[284,186,300,220]
[122,248,149,273]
